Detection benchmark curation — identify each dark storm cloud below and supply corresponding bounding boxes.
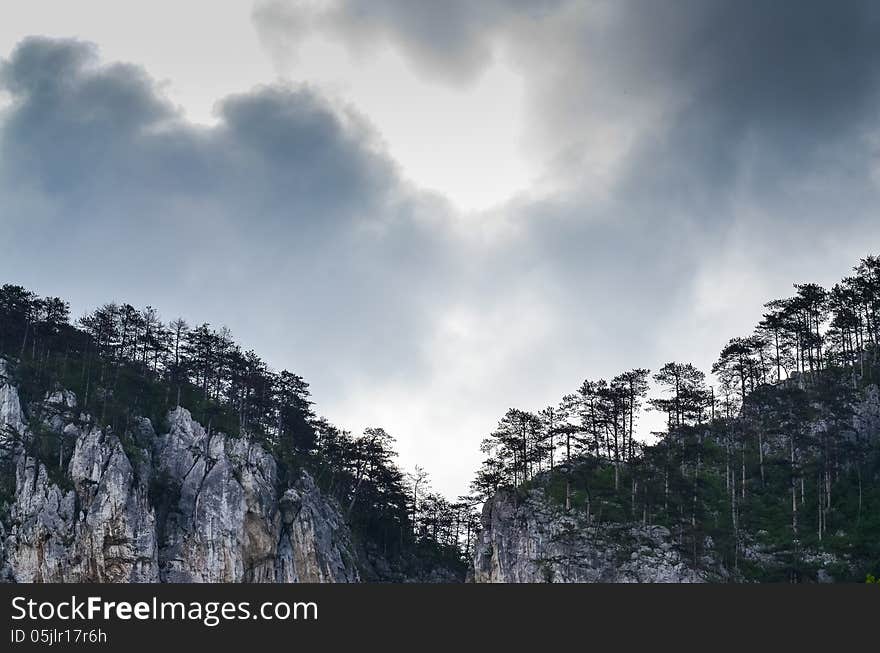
[559,0,880,198]
[0,37,399,224]
[6,0,880,495]
[253,0,568,83]
[253,1,880,227]
[0,36,458,394]
[357,0,880,391]
[495,1,880,269]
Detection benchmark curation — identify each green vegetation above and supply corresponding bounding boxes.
[4,253,879,582]
[0,284,470,580]
[472,255,880,582]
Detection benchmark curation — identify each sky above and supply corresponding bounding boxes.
[2,1,880,498]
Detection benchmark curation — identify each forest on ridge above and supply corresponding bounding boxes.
[2,254,880,581]
[471,255,880,581]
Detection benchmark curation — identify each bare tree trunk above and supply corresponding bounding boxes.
[19,320,30,360]
[631,478,637,518]
[825,469,831,527]
[565,433,571,511]
[725,432,731,495]
[731,470,738,571]
[857,466,863,526]
[347,441,369,518]
[664,466,669,513]
[565,479,571,512]
[758,431,765,486]
[774,330,781,381]
[790,435,798,540]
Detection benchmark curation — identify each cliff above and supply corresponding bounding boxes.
[0,359,359,583]
[472,378,880,583]
[472,484,717,583]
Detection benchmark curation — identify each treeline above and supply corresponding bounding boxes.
[472,256,880,581]
[0,286,471,577]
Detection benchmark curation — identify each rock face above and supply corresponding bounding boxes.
[0,359,26,455]
[855,384,880,439]
[152,407,358,583]
[473,383,880,584]
[0,365,359,583]
[473,487,714,583]
[9,417,159,583]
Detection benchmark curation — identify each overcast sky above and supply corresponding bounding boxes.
[2,1,880,497]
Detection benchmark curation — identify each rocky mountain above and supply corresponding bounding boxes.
[470,377,880,583]
[472,485,715,583]
[0,359,359,583]
[3,256,880,583]
[3,353,876,584]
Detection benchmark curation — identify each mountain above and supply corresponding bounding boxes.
[2,255,879,583]
[0,284,468,583]
[469,256,880,583]
[0,357,470,582]
[472,484,713,583]
[0,359,357,582]
[471,367,880,582]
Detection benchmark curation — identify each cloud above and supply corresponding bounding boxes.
[252,0,568,84]
[0,36,460,391]
[254,1,880,192]
[4,4,880,496]
[531,0,880,192]
[1,36,403,223]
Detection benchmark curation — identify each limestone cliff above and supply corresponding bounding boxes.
[0,361,359,583]
[472,485,717,583]
[472,381,880,584]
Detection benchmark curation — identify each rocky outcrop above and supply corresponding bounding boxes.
[153,407,358,583]
[855,384,880,440]
[473,486,716,583]
[473,383,880,584]
[9,418,159,583]
[276,474,359,582]
[0,359,25,456]
[0,364,359,583]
